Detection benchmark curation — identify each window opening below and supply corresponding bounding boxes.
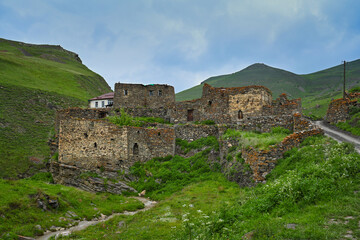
[208,101,212,106]
[124,89,128,96]
[158,90,162,96]
[149,90,154,96]
[94,142,97,148]
[238,110,243,119]
[187,109,194,121]
[101,101,105,107]
[95,101,98,108]
[133,143,139,155]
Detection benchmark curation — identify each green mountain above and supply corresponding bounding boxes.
[0,38,111,178]
[176,60,360,117]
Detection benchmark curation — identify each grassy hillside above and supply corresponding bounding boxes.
[176,61,360,118]
[0,38,111,178]
[55,135,359,240]
[0,173,143,238]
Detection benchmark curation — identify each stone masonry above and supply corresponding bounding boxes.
[52,82,317,193]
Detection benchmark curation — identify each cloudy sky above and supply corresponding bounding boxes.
[1,0,360,93]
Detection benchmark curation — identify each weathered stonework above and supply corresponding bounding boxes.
[53,117,175,193]
[52,82,313,193]
[174,124,222,142]
[218,128,323,186]
[326,93,360,124]
[113,83,175,109]
[242,128,323,183]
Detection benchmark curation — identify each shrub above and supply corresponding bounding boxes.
[349,86,360,93]
[271,126,291,134]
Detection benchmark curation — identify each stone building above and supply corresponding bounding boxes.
[52,82,309,193]
[173,84,301,124]
[113,83,175,109]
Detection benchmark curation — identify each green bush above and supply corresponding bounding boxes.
[174,135,360,239]
[176,136,219,154]
[271,126,291,134]
[29,172,54,183]
[349,86,360,93]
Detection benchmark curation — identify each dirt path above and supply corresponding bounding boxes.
[36,197,156,240]
[314,121,360,153]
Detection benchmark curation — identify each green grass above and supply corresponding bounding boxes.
[0,38,111,178]
[107,109,170,127]
[0,38,110,101]
[57,135,360,240]
[57,174,242,240]
[130,136,220,200]
[0,83,86,178]
[223,128,290,150]
[336,110,360,136]
[0,174,144,239]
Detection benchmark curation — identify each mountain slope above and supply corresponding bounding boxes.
[0,38,111,178]
[175,61,360,117]
[176,63,309,101]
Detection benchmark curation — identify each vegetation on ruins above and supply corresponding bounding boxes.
[223,127,291,150]
[107,109,170,127]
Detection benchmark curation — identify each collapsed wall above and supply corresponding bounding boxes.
[218,127,323,186]
[326,92,360,124]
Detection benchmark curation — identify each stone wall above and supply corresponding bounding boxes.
[326,98,356,124]
[57,118,175,172]
[235,115,294,133]
[174,124,222,141]
[242,128,323,183]
[56,108,110,133]
[53,117,175,193]
[113,83,175,109]
[58,118,129,172]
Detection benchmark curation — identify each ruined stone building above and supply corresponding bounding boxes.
[326,92,360,124]
[51,82,316,193]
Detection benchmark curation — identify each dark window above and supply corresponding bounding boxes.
[99,112,106,118]
[101,101,105,107]
[84,133,88,138]
[149,90,154,96]
[94,142,97,148]
[158,90,162,96]
[95,102,98,108]
[238,110,243,119]
[208,101,212,106]
[158,132,161,136]
[187,109,194,121]
[133,143,139,155]
[124,89,128,96]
